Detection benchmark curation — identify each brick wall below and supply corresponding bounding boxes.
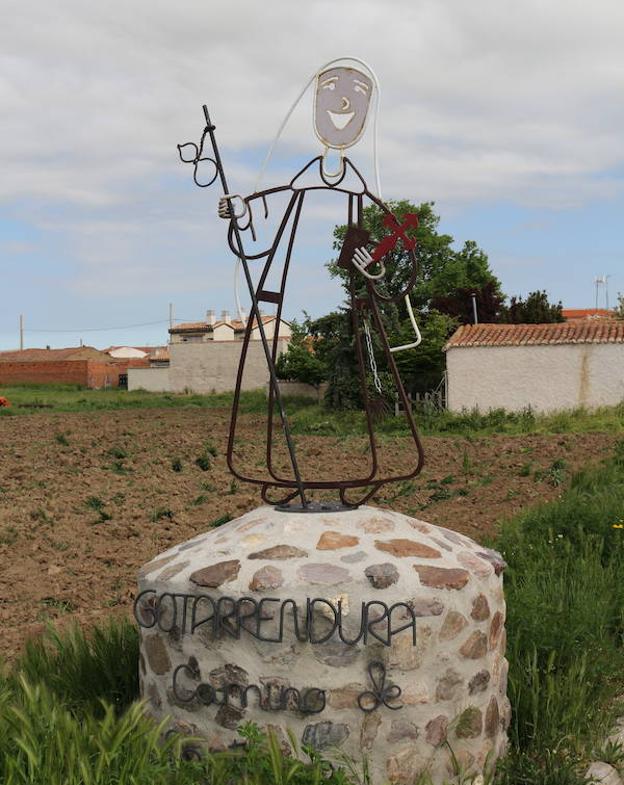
[0,359,147,389]
[0,360,91,387]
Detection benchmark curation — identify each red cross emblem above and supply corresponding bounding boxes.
[371,213,419,262]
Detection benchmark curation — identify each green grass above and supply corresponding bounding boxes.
[1,384,623,439]
[0,384,268,415]
[493,441,624,782]
[285,400,624,438]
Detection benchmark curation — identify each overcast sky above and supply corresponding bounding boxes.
[1,0,623,350]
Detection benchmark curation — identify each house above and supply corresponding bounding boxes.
[127,309,291,394]
[445,320,624,414]
[169,309,290,344]
[0,346,146,389]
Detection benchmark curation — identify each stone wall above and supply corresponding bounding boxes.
[169,338,289,394]
[128,366,171,393]
[446,342,624,413]
[136,505,508,784]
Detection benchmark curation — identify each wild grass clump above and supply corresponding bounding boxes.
[1,620,354,784]
[10,618,140,716]
[0,680,201,785]
[493,441,624,782]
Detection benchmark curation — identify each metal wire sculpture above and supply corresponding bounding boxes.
[178,67,425,512]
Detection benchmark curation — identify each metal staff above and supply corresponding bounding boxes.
[199,106,307,508]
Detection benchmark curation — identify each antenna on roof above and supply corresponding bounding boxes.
[594,275,611,311]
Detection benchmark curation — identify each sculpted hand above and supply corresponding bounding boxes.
[218,194,247,220]
[352,246,385,280]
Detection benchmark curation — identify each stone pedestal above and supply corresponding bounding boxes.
[135,505,509,784]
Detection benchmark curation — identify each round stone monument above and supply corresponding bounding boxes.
[135,505,509,784]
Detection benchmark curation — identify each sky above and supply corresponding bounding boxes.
[1,0,623,351]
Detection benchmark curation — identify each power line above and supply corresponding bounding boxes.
[24,318,195,334]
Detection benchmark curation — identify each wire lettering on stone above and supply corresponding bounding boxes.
[172,659,327,715]
[357,660,403,713]
[134,590,417,648]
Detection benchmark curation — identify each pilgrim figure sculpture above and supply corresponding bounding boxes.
[179,58,425,509]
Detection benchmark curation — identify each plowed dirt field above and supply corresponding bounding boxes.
[0,407,617,660]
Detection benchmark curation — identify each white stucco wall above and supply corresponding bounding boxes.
[128,367,171,392]
[446,342,624,413]
[169,338,289,394]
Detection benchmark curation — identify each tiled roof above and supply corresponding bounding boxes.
[562,308,614,320]
[0,346,115,363]
[170,315,278,333]
[445,321,624,350]
[170,321,211,332]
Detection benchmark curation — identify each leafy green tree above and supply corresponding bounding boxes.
[327,200,501,397]
[501,290,564,323]
[275,320,326,386]
[389,309,457,392]
[330,201,501,308]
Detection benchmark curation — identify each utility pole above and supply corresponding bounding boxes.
[169,302,174,330]
[19,314,24,351]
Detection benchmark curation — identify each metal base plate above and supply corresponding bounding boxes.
[274,501,358,514]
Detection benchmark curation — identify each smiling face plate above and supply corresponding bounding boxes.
[314,66,373,150]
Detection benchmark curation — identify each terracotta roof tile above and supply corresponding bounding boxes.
[562,308,614,320]
[445,321,624,350]
[0,346,115,363]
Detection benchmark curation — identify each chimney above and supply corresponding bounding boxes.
[206,309,215,326]
[221,309,230,323]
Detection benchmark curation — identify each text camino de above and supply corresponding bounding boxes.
[134,591,417,647]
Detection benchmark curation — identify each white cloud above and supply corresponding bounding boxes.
[0,0,623,332]
[2,0,623,207]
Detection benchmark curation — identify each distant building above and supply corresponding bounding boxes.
[169,309,290,344]
[562,308,614,321]
[0,346,147,389]
[127,309,291,394]
[445,320,624,414]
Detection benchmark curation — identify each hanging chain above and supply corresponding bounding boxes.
[363,316,383,395]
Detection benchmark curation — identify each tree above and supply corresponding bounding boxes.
[327,201,501,397]
[615,294,624,319]
[430,280,506,324]
[275,320,326,386]
[501,290,564,324]
[330,202,502,310]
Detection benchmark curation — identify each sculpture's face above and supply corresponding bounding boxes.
[314,66,373,150]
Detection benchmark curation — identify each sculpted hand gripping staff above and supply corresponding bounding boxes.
[178,58,424,510]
